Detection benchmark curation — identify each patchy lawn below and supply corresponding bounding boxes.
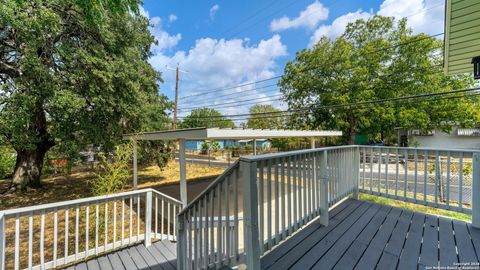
[359,193,471,222]
[0,161,223,210]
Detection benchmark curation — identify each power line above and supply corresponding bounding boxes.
[179,33,444,100]
[182,90,480,123]
[179,63,444,112]
[177,87,480,120]
[179,93,284,111]
[178,84,279,105]
[179,76,282,100]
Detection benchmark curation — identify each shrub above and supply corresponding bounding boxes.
[91,142,133,196]
[138,140,174,171]
[0,146,16,179]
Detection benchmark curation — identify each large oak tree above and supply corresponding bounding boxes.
[0,0,168,190]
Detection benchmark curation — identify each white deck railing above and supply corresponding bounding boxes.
[1,145,479,270]
[177,145,480,270]
[0,188,182,270]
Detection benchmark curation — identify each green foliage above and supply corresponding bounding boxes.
[0,0,170,187]
[138,140,174,171]
[246,104,284,129]
[199,141,221,155]
[280,15,478,144]
[91,142,133,196]
[180,108,236,129]
[0,146,16,179]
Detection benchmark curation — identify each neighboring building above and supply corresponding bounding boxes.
[185,139,272,150]
[237,139,272,149]
[185,140,238,151]
[396,127,480,149]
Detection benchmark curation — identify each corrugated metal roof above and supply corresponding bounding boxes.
[444,0,480,75]
[457,128,480,136]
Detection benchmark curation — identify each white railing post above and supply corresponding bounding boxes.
[176,214,186,270]
[319,150,329,227]
[145,190,152,247]
[472,153,480,228]
[240,159,261,270]
[353,146,360,200]
[0,212,5,270]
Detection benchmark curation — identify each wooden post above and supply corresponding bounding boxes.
[179,139,188,207]
[319,151,329,226]
[145,190,152,247]
[0,212,5,270]
[311,137,316,149]
[240,159,261,270]
[472,153,480,228]
[133,140,138,190]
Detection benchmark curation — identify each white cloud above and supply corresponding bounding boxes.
[378,0,444,35]
[139,6,182,53]
[270,1,329,32]
[168,14,177,22]
[309,10,372,46]
[209,4,220,20]
[309,0,444,47]
[149,35,288,116]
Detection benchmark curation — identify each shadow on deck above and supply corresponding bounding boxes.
[261,198,480,270]
[64,240,177,270]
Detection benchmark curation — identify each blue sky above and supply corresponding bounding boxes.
[140,0,445,122]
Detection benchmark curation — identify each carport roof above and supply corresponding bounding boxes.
[123,127,342,141]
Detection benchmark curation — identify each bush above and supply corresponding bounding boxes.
[0,146,16,179]
[138,140,174,171]
[91,142,133,196]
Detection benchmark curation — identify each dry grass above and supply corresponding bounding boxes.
[0,161,223,211]
[0,161,219,269]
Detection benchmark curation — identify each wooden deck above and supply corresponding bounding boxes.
[61,198,480,270]
[64,240,177,270]
[261,198,480,270]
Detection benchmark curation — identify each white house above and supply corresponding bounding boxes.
[397,127,480,149]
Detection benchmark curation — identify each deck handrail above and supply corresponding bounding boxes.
[177,144,480,270]
[0,188,182,270]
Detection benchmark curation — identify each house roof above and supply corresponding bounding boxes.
[123,127,342,141]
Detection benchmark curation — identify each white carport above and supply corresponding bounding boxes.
[123,127,342,206]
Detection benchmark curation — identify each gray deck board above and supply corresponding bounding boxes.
[289,201,372,269]
[419,215,439,269]
[136,244,163,270]
[62,198,479,270]
[107,252,126,270]
[86,259,101,270]
[310,203,383,269]
[376,210,413,270]
[453,220,478,263]
[127,245,150,270]
[468,224,480,261]
[397,212,425,270]
[354,207,402,270]
[118,249,138,270]
[66,241,177,270]
[261,199,479,270]
[265,200,365,269]
[332,205,392,270]
[261,198,353,269]
[439,217,458,267]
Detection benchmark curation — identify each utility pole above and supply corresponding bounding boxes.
[173,65,179,130]
[166,64,188,130]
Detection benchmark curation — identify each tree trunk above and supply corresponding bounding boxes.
[12,147,50,189]
[348,116,357,145]
[10,103,54,190]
